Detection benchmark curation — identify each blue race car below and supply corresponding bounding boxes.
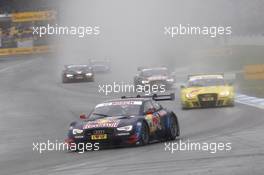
[65,94,180,148]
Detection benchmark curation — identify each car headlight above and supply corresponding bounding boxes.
[85,73,92,76]
[186,93,196,99]
[166,78,174,82]
[117,125,133,131]
[72,129,83,135]
[66,74,73,78]
[220,91,230,97]
[141,80,149,84]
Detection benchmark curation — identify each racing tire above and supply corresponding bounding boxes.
[139,121,149,146]
[166,116,179,141]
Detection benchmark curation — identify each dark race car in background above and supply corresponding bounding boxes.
[134,67,175,90]
[62,64,94,83]
[89,59,111,73]
[65,94,180,148]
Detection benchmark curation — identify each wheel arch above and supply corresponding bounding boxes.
[141,119,150,133]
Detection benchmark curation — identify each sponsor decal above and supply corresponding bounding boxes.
[83,119,120,129]
[145,114,161,133]
[152,114,162,130]
[190,89,201,95]
[95,101,142,108]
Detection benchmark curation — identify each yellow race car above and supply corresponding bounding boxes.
[180,74,234,109]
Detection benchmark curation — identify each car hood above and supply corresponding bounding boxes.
[82,116,138,129]
[182,86,234,95]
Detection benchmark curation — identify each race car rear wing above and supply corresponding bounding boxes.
[121,93,175,101]
[64,64,89,69]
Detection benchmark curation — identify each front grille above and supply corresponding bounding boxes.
[198,93,218,107]
[84,128,121,145]
[73,74,85,78]
[85,128,115,136]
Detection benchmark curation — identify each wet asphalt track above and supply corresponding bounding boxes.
[0,56,264,175]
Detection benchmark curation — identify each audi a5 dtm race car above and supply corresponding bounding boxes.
[134,67,175,90]
[180,74,235,109]
[62,64,94,83]
[65,94,180,149]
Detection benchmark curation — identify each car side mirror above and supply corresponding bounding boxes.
[80,113,87,119]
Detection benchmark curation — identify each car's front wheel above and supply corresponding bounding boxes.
[166,116,179,141]
[139,122,149,146]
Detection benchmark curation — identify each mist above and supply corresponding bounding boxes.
[54,0,264,80]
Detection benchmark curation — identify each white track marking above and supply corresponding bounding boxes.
[236,94,264,110]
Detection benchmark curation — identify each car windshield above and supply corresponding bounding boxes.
[188,79,226,87]
[89,101,142,120]
[142,69,168,77]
